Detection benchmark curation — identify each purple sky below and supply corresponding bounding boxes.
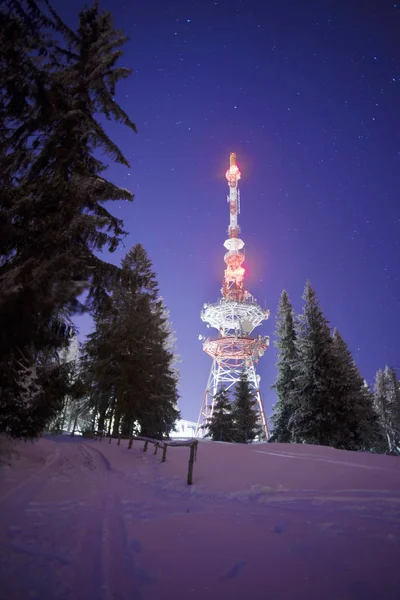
[58,0,400,423]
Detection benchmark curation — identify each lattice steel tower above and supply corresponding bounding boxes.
[196,153,270,439]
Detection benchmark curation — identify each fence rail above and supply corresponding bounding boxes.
[92,432,199,485]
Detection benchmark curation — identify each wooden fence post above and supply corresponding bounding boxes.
[187,443,196,486]
[113,437,197,484]
[162,444,167,463]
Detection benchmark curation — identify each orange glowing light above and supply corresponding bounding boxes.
[226,153,241,184]
[226,166,241,181]
[225,266,245,284]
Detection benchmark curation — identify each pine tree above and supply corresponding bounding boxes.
[288,281,336,446]
[204,389,234,442]
[49,336,79,433]
[49,338,92,436]
[374,367,400,454]
[330,329,384,452]
[270,290,297,443]
[0,347,72,439]
[82,245,180,440]
[130,289,180,439]
[81,318,116,434]
[231,371,260,444]
[0,1,136,437]
[68,375,91,436]
[385,367,400,453]
[111,245,179,439]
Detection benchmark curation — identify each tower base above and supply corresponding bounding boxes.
[195,357,269,440]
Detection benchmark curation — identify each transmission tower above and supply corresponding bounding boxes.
[196,153,270,439]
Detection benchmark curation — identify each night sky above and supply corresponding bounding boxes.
[57,0,400,423]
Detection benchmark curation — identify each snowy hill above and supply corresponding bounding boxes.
[1,435,400,599]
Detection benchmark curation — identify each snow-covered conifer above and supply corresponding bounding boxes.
[231,371,261,444]
[270,290,297,443]
[374,367,400,454]
[288,281,336,446]
[83,245,180,439]
[0,1,136,437]
[330,329,383,452]
[203,389,234,442]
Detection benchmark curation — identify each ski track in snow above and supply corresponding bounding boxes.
[255,448,396,470]
[0,437,400,599]
[0,441,148,600]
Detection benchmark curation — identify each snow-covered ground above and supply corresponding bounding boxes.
[1,435,400,600]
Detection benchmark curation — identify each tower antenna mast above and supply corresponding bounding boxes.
[196,153,270,438]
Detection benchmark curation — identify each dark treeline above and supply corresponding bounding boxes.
[0,0,179,440]
[270,282,400,455]
[204,282,400,454]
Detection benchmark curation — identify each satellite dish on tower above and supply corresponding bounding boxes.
[241,319,253,333]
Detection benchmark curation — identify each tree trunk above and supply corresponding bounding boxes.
[61,398,69,431]
[112,402,122,436]
[98,408,106,433]
[91,409,97,431]
[121,413,132,438]
[121,421,127,438]
[71,412,79,436]
[107,417,112,436]
[91,395,99,430]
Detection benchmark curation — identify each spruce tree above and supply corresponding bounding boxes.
[49,339,92,436]
[374,367,400,454]
[231,371,260,443]
[270,290,297,443]
[111,245,179,439]
[0,1,136,437]
[204,388,234,442]
[81,315,117,434]
[131,291,180,439]
[1,347,73,439]
[384,367,400,453]
[82,245,180,440]
[288,281,336,446]
[330,329,384,452]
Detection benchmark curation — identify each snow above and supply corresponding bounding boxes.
[1,436,400,600]
[14,361,43,408]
